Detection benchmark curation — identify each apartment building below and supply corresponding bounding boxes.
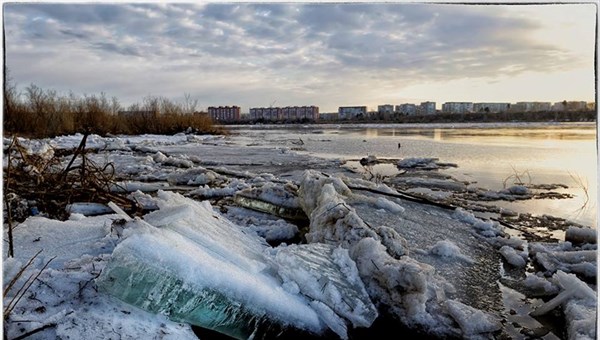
[510,102,552,113]
[442,102,473,114]
[419,101,436,115]
[208,106,241,121]
[396,104,418,115]
[250,106,319,121]
[338,106,367,119]
[473,103,511,113]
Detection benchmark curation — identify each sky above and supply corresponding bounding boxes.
[3,1,597,113]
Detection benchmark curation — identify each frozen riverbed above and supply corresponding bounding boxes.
[3,130,597,339]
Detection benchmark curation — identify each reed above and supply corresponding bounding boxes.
[3,77,221,137]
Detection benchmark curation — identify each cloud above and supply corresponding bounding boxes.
[3,3,594,111]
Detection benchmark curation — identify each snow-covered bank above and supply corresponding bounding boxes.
[3,132,597,339]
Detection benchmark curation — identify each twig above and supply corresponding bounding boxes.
[5,199,14,258]
[4,256,55,319]
[3,249,43,298]
[12,323,57,340]
[4,137,16,258]
[61,131,89,182]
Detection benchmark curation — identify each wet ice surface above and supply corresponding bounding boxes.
[350,195,504,314]
[3,128,597,340]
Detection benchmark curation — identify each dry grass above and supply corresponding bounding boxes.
[3,78,222,138]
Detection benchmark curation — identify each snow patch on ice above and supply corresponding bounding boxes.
[446,300,501,336]
[453,208,503,238]
[499,246,527,268]
[429,240,475,264]
[374,197,405,214]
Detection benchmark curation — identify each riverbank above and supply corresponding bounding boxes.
[3,132,597,339]
[222,110,596,126]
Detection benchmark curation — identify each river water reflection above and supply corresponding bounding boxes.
[231,122,597,227]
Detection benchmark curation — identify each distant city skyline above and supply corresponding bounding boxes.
[4,2,596,113]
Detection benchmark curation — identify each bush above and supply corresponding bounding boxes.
[3,80,222,137]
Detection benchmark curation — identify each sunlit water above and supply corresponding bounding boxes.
[229,122,597,227]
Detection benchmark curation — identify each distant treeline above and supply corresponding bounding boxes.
[3,79,221,138]
[364,110,597,124]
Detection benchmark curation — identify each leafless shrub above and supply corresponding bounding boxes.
[568,171,590,213]
[3,78,221,138]
[502,165,532,188]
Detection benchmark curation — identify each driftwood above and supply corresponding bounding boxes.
[3,132,138,222]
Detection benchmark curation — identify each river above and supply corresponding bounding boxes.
[229,122,597,227]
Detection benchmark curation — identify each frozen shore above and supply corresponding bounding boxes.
[3,132,597,339]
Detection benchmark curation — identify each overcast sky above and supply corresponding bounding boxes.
[3,2,596,112]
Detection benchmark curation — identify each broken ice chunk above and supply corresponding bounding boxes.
[565,226,597,245]
[275,243,378,332]
[530,271,596,317]
[499,246,527,268]
[234,182,307,220]
[166,167,219,185]
[446,300,501,336]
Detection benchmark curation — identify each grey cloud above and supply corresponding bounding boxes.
[91,42,142,57]
[3,3,591,111]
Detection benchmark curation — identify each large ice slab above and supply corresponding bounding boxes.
[97,191,375,339]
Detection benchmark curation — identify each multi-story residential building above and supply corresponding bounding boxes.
[319,112,338,121]
[396,104,418,115]
[473,103,510,113]
[208,106,241,121]
[510,102,551,112]
[338,106,367,119]
[378,105,394,114]
[442,102,473,114]
[419,101,436,115]
[551,101,587,112]
[249,106,319,121]
[566,101,588,111]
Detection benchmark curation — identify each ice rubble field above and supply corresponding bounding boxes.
[2,133,597,339]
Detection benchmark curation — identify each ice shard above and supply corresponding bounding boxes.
[274,243,378,330]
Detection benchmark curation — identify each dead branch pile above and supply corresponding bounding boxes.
[4,132,138,222]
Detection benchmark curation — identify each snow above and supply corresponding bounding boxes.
[373,196,405,214]
[523,273,559,295]
[453,207,504,238]
[429,240,474,264]
[446,300,501,336]
[6,214,118,269]
[3,213,198,340]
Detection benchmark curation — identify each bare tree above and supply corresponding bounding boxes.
[182,93,198,114]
